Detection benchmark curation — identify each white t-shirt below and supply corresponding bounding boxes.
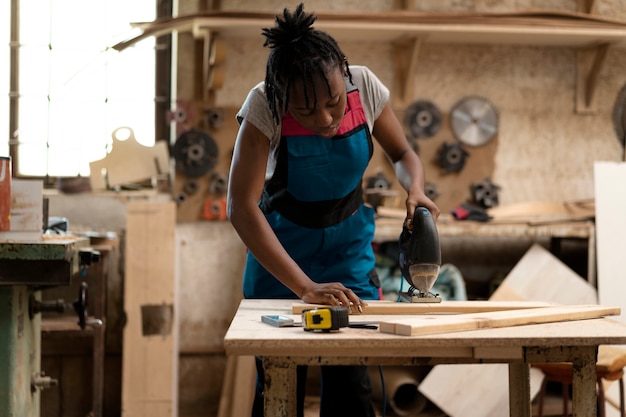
[236,65,390,177]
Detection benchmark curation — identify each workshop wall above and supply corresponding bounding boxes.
[174,1,626,416]
[43,1,626,416]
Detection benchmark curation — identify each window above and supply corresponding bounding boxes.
[7,0,158,177]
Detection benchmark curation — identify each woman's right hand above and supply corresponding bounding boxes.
[300,282,366,313]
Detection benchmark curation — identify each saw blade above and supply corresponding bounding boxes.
[450,96,499,146]
[404,100,442,139]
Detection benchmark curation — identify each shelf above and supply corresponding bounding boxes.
[114,10,626,49]
[112,9,626,112]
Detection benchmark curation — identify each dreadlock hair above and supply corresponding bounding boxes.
[262,3,353,124]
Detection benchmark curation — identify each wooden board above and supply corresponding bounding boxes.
[122,201,178,417]
[594,162,626,325]
[89,128,170,191]
[378,304,619,336]
[594,162,626,417]
[114,10,626,50]
[291,300,553,315]
[490,243,597,305]
[217,355,256,417]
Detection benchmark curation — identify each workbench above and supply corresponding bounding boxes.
[223,299,626,417]
[0,236,94,417]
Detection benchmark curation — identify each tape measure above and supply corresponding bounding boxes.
[302,306,349,332]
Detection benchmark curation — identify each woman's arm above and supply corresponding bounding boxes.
[372,103,440,219]
[227,119,365,308]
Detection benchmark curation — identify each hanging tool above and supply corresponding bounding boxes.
[404,99,442,139]
[470,177,500,208]
[398,206,442,303]
[172,129,219,178]
[450,96,499,146]
[436,141,469,173]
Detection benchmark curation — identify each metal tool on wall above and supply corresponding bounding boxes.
[450,96,499,147]
[435,141,469,173]
[470,177,500,208]
[424,182,440,201]
[172,129,219,179]
[404,99,442,139]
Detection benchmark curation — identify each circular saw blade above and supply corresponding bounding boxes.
[450,96,499,146]
[172,129,219,178]
[404,100,442,139]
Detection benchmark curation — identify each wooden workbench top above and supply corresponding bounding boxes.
[223,299,626,358]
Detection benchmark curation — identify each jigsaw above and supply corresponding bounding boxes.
[398,206,442,303]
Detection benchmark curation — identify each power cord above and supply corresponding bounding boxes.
[396,272,404,303]
[378,365,387,417]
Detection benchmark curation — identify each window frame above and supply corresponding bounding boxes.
[7,0,172,183]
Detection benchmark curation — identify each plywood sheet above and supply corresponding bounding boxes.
[422,364,544,417]
[217,355,256,417]
[89,130,170,191]
[594,162,626,324]
[490,243,597,305]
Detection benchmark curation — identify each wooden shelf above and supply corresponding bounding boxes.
[112,9,626,111]
[114,10,626,50]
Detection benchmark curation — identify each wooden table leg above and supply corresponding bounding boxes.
[508,360,531,417]
[263,357,297,417]
[571,346,598,417]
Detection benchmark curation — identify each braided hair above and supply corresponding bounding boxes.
[262,3,353,124]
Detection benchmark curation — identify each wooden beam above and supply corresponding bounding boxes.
[578,0,597,14]
[112,11,626,52]
[576,42,611,113]
[392,36,423,110]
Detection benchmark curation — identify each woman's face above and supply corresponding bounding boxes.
[287,67,347,138]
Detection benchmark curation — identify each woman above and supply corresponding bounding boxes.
[227,4,439,416]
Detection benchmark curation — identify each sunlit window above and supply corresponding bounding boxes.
[10,0,156,177]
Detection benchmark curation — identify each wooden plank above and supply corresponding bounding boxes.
[122,201,178,417]
[491,243,598,305]
[113,10,626,51]
[379,305,619,336]
[291,300,553,315]
[576,43,611,113]
[217,355,256,417]
[594,162,626,325]
[486,199,595,221]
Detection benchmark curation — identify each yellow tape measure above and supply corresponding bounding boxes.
[301,306,349,332]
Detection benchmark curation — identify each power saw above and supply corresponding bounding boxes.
[398,206,442,303]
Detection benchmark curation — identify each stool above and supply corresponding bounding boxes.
[533,346,626,417]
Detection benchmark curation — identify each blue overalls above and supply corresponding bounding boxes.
[246,79,379,417]
[242,79,381,301]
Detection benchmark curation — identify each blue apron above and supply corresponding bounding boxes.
[242,79,380,300]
